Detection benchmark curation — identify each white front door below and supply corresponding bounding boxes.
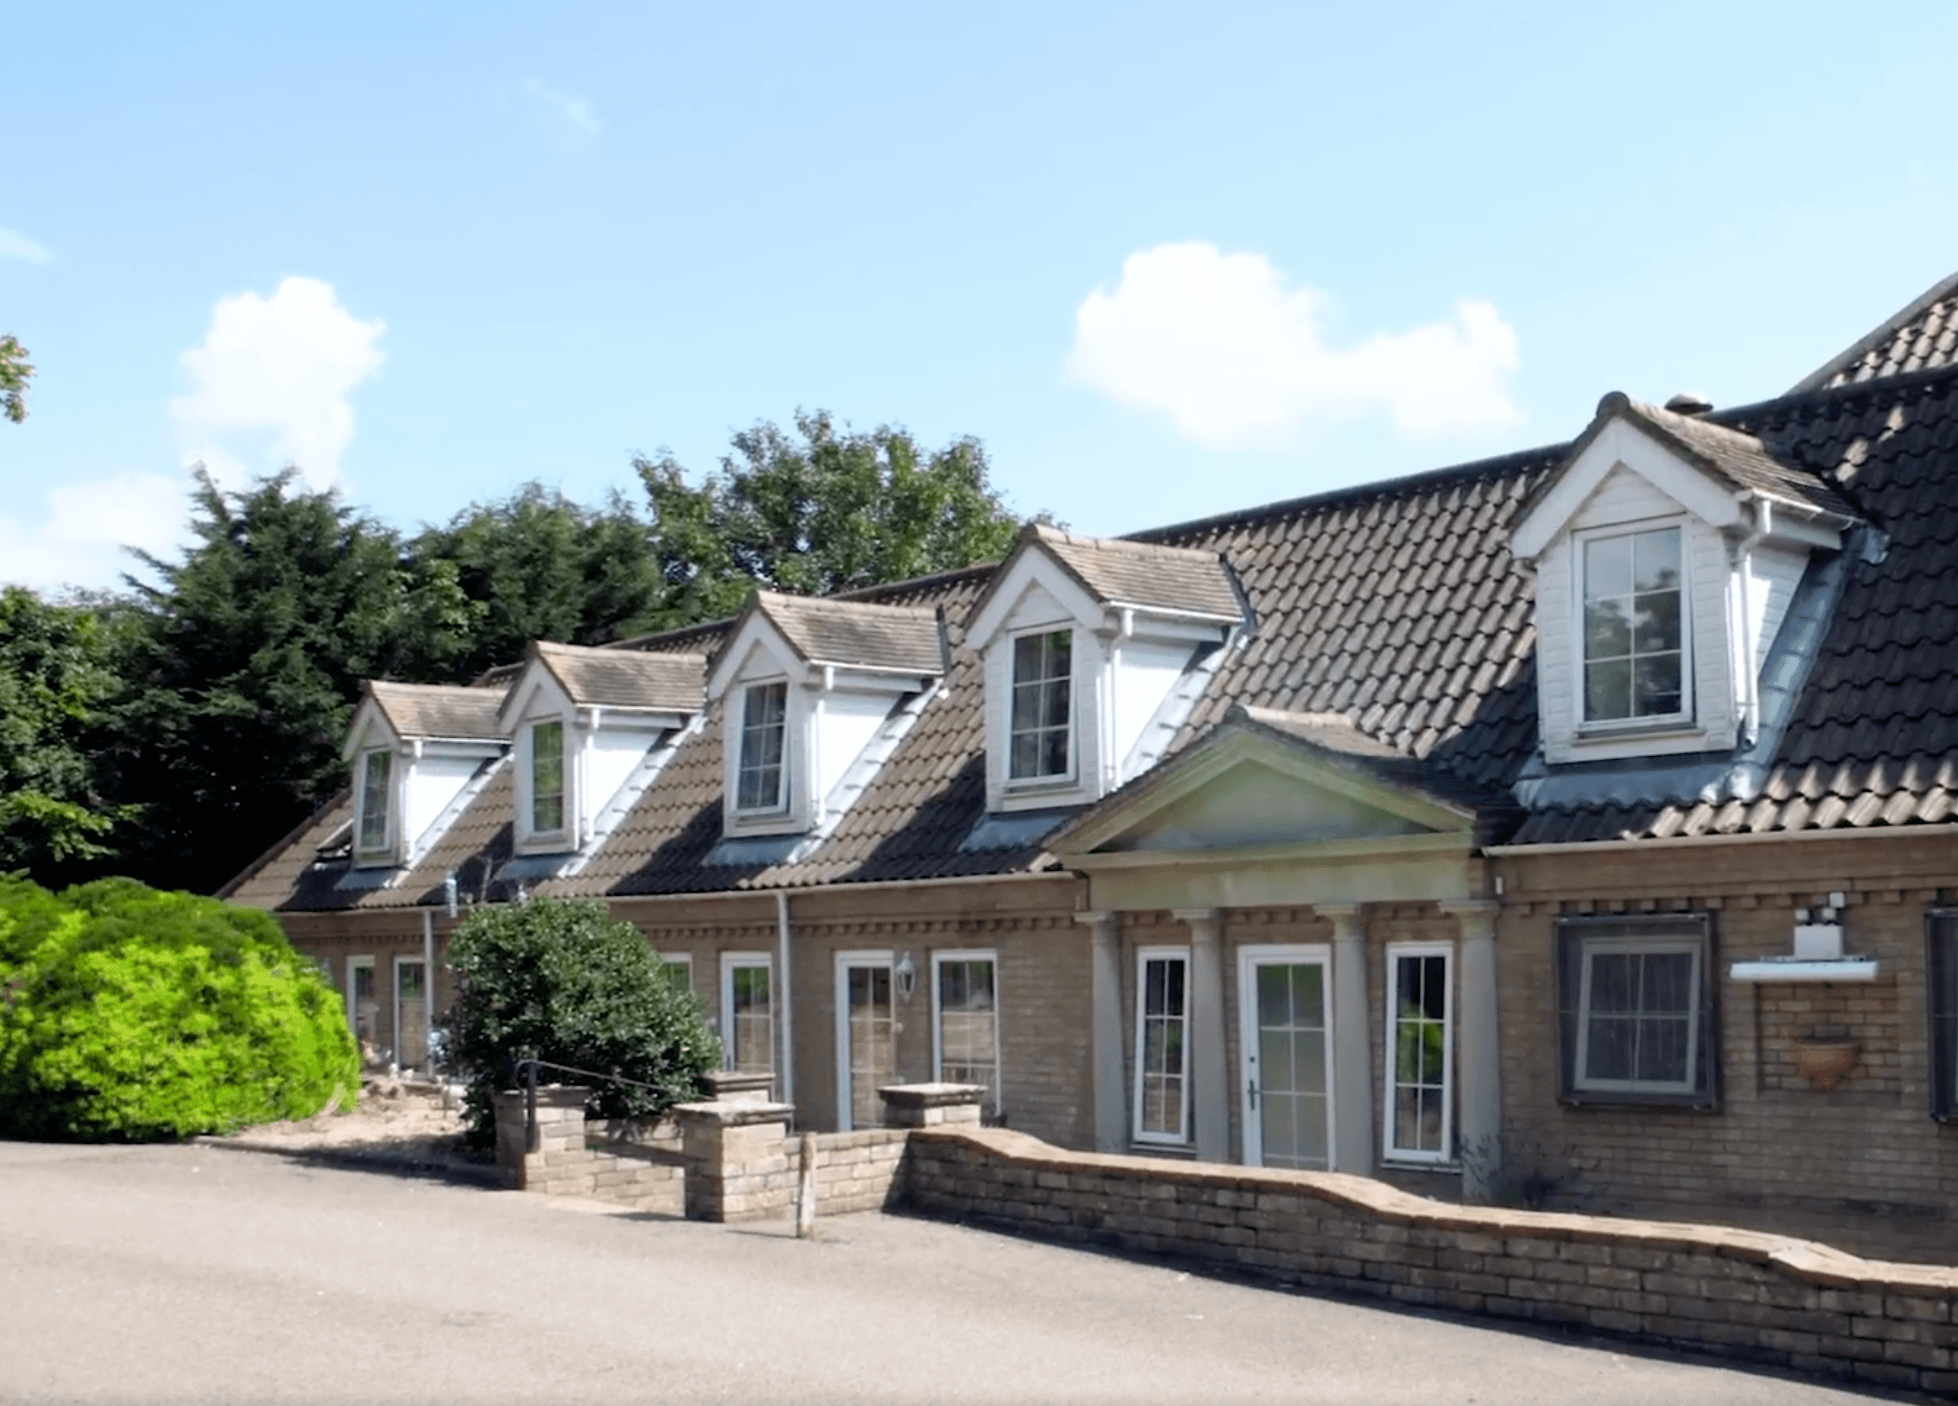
[1237,944,1335,1170]
[835,952,896,1130]
[394,957,428,1070]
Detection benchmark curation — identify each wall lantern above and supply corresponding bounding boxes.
[894,951,917,1003]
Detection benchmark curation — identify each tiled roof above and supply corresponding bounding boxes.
[1511,366,1958,843]
[1793,271,1958,392]
[534,640,706,712]
[753,591,943,675]
[230,295,1958,908]
[1614,396,1858,521]
[1021,522,1243,621]
[366,681,506,741]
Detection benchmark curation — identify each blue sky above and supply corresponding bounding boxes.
[4,1,1956,594]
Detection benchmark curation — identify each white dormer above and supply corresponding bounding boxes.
[494,641,706,854]
[964,524,1244,813]
[1511,393,1858,765]
[706,592,943,838]
[343,682,508,869]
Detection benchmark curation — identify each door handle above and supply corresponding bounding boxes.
[1248,1079,1259,1110]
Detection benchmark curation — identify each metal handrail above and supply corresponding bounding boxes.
[513,1055,691,1152]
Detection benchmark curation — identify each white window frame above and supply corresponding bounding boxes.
[526,716,570,843]
[659,950,695,994]
[931,949,1001,1116]
[1004,625,1076,789]
[719,952,774,1087]
[1572,517,1692,734]
[1381,941,1453,1166]
[734,679,791,815]
[833,950,896,1131]
[1133,945,1192,1146]
[355,748,395,861]
[1572,934,1703,1096]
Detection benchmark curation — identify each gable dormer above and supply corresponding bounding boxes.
[495,641,706,854]
[706,591,943,838]
[1511,393,1859,765]
[343,682,508,869]
[963,524,1244,813]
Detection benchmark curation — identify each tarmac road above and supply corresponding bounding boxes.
[0,1141,1893,1406]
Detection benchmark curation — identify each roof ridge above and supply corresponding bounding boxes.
[1707,357,1958,430]
[1787,270,1958,395]
[1125,442,1565,545]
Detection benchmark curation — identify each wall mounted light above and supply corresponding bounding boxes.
[894,951,917,1003]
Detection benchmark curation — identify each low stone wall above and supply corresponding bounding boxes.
[904,1127,1958,1398]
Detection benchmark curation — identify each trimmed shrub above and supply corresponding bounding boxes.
[443,897,720,1145]
[0,877,358,1141]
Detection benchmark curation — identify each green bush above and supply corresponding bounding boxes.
[0,876,358,1141]
[443,897,720,1146]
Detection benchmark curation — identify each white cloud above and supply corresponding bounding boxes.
[523,79,602,144]
[0,226,51,263]
[1066,242,1523,447]
[171,276,386,491]
[0,471,189,593]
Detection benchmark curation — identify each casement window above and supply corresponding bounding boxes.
[1133,947,1191,1144]
[736,681,789,812]
[1581,525,1685,724]
[529,719,566,836]
[720,954,774,1081]
[1008,629,1072,782]
[1928,914,1958,1121]
[1557,916,1716,1106]
[933,951,1000,1114]
[356,749,393,856]
[1383,943,1452,1163]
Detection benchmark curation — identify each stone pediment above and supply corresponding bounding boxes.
[1048,709,1476,864]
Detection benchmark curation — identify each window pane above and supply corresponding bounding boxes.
[1584,535,1633,600]
[1586,659,1632,720]
[737,682,788,811]
[1634,654,1682,716]
[358,750,391,851]
[531,720,564,833]
[1634,528,1680,593]
[1633,589,1680,653]
[1584,600,1631,660]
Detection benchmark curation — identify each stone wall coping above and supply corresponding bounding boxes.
[913,1127,1958,1296]
[670,1099,796,1128]
[878,1082,987,1109]
[702,1069,776,1102]
[492,1084,592,1111]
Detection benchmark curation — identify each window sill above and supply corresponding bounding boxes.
[1574,718,1699,741]
[1380,1157,1460,1173]
[1558,1093,1720,1112]
[1127,1140,1196,1159]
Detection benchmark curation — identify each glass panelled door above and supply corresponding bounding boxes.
[1238,946,1334,1170]
[836,953,896,1130]
[395,958,428,1070]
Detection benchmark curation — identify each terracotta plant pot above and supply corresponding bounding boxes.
[1793,1037,1860,1092]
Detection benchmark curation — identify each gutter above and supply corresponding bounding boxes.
[1485,822,1958,857]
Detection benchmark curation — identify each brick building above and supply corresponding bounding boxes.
[227,272,1958,1261]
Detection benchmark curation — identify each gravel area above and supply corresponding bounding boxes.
[199,1077,494,1181]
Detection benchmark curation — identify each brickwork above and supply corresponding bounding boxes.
[904,1125,1958,1398]
[1493,833,1958,1263]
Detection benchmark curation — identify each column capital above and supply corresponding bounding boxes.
[1074,908,1120,928]
[1441,899,1501,941]
[1172,908,1225,945]
[1316,903,1365,939]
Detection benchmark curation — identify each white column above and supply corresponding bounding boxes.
[1443,900,1503,1203]
[1077,910,1127,1153]
[1320,904,1374,1177]
[1175,908,1229,1164]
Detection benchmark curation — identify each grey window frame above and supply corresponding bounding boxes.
[1556,914,1718,1109]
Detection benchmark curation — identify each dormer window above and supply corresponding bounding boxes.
[529,719,566,837]
[707,591,945,840]
[1580,525,1684,725]
[1009,629,1073,783]
[1511,393,1858,766]
[736,681,789,812]
[964,524,1243,814]
[356,749,393,857]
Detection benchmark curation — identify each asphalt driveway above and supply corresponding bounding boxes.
[0,1141,1894,1405]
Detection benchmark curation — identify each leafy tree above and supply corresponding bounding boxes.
[0,588,139,882]
[0,334,31,424]
[442,897,719,1147]
[636,410,1023,626]
[400,484,666,683]
[117,468,410,893]
[0,876,358,1141]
